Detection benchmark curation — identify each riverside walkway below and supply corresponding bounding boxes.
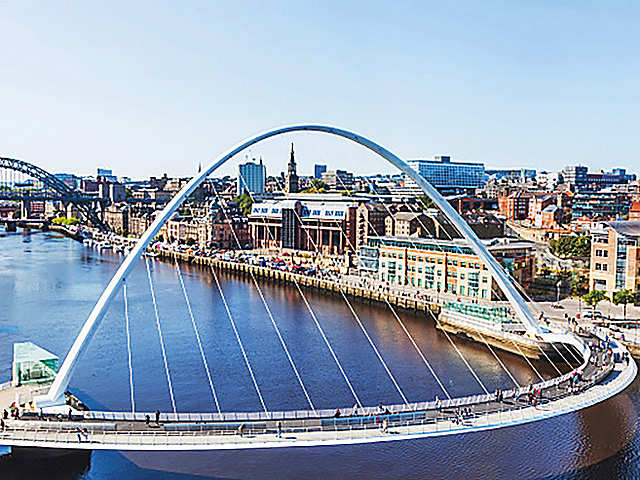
[0,332,635,451]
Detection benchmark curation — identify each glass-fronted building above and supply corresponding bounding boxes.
[12,342,59,387]
[237,160,266,196]
[407,156,485,194]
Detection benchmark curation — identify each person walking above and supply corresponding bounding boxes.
[155,410,160,425]
[277,421,282,438]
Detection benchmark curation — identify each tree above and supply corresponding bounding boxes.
[583,290,607,317]
[569,271,588,297]
[52,216,79,226]
[231,192,254,216]
[302,179,328,194]
[417,195,434,210]
[550,235,591,258]
[613,289,636,321]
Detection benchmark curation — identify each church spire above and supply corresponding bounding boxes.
[285,142,299,194]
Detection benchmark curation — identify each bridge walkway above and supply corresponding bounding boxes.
[1,335,633,450]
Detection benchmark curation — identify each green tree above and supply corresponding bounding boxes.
[613,289,636,321]
[231,192,254,216]
[569,271,588,297]
[583,290,607,317]
[51,216,79,226]
[417,195,434,210]
[302,179,328,193]
[550,235,591,258]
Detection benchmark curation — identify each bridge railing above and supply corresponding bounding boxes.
[0,372,627,448]
[80,364,582,425]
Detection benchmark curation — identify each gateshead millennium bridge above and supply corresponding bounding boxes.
[0,125,636,453]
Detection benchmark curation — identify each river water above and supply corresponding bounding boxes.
[0,229,638,479]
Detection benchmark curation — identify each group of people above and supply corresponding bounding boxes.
[452,407,472,425]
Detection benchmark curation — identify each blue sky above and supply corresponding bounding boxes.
[0,1,638,179]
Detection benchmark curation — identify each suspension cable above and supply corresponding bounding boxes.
[258,176,410,406]
[351,176,493,393]
[210,264,268,413]
[536,343,563,376]
[510,340,545,381]
[475,329,520,388]
[426,309,489,394]
[123,280,135,413]
[365,176,559,384]
[212,180,344,411]
[278,176,450,400]
[172,252,221,413]
[211,184,316,411]
[383,298,452,399]
[145,258,177,414]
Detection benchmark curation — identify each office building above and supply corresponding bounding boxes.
[321,169,355,189]
[358,236,536,298]
[314,164,327,180]
[237,159,266,196]
[249,199,357,254]
[590,221,640,294]
[407,156,485,194]
[561,166,588,187]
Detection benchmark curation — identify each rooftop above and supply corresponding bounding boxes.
[13,342,58,364]
[606,221,640,237]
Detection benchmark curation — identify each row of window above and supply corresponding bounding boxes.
[381,251,485,269]
[595,249,609,257]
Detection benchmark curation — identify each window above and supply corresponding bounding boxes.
[595,263,601,271]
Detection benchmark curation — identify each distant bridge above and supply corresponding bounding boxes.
[0,157,107,229]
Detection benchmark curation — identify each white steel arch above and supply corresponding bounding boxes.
[37,124,543,407]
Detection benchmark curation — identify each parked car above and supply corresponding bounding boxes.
[578,310,603,320]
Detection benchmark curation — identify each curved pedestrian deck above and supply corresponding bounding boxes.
[0,335,635,451]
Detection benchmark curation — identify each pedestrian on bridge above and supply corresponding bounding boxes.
[155,410,160,425]
[277,421,282,438]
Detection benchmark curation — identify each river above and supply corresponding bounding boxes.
[0,228,638,479]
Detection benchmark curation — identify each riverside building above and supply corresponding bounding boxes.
[590,221,640,295]
[249,198,357,254]
[358,236,536,300]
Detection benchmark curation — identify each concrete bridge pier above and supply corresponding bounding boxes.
[20,200,31,219]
